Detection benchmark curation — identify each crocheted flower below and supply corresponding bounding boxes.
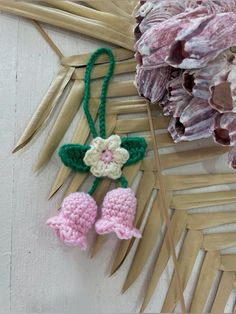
[46,192,97,250]
[83,135,129,180]
[95,187,141,239]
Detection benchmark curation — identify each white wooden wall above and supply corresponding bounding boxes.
[0,12,235,314]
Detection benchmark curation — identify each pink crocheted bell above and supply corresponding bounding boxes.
[95,188,141,240]
[46,192,97,251]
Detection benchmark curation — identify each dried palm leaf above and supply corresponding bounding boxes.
[0,1,134,50]
[81,0,133,18]
[42,0,133,35]
[13,65,74,153]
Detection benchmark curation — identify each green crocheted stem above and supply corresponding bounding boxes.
[120,175,128,189]
[83,48,115,139]
[88,177,101,195]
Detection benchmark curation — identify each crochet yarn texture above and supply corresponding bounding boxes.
[83,135,130,180]
[46,192,97,250]
[121,137,147,166]
[58,47,147,193]
[83,47,115,139]
[58,143,90,172]
[48,48,146,249]
[95,188,141,239]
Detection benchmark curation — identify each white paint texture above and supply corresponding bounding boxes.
[0,13,148,314]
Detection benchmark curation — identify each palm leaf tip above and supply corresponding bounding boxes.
[58,144,90,172]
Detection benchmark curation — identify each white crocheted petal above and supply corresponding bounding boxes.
[90,137,106,151]
[113,148,129,164]
[83,148,100,166]
[90,160,106,177]
[106,135,121,151]
[106,162,122,180]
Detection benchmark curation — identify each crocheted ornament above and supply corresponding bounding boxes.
[83,135,129,179]
[47,48,147,249]
[58,48,147,188]
[59,136,147,176]
[46,192,97,250]
[95,188,141,240]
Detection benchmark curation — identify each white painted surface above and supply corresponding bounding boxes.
[0,13,151,314]
[0,12,235,314]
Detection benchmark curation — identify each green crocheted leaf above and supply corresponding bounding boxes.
[121,137,147,166]
[58,144,90,172]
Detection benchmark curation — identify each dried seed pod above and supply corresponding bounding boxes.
[135,7,208,69]
[167,12,236,69]
[183,50,236,101]
[228,146,236,169]
[161,75,192,116]
[135,65,171,103]
[209,65,236,113]
[168,97,217,142]
[137,0,185,35]
[211,112,236,146]
[185,0,236,13]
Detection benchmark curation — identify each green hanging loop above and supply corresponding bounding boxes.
[83,48,115,139]
[59,48,147,196]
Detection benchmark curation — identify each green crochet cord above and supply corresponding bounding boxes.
[83,47,115,139]
[120,176,128,189]
[83,48,116,194]
[60,48,147,194]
